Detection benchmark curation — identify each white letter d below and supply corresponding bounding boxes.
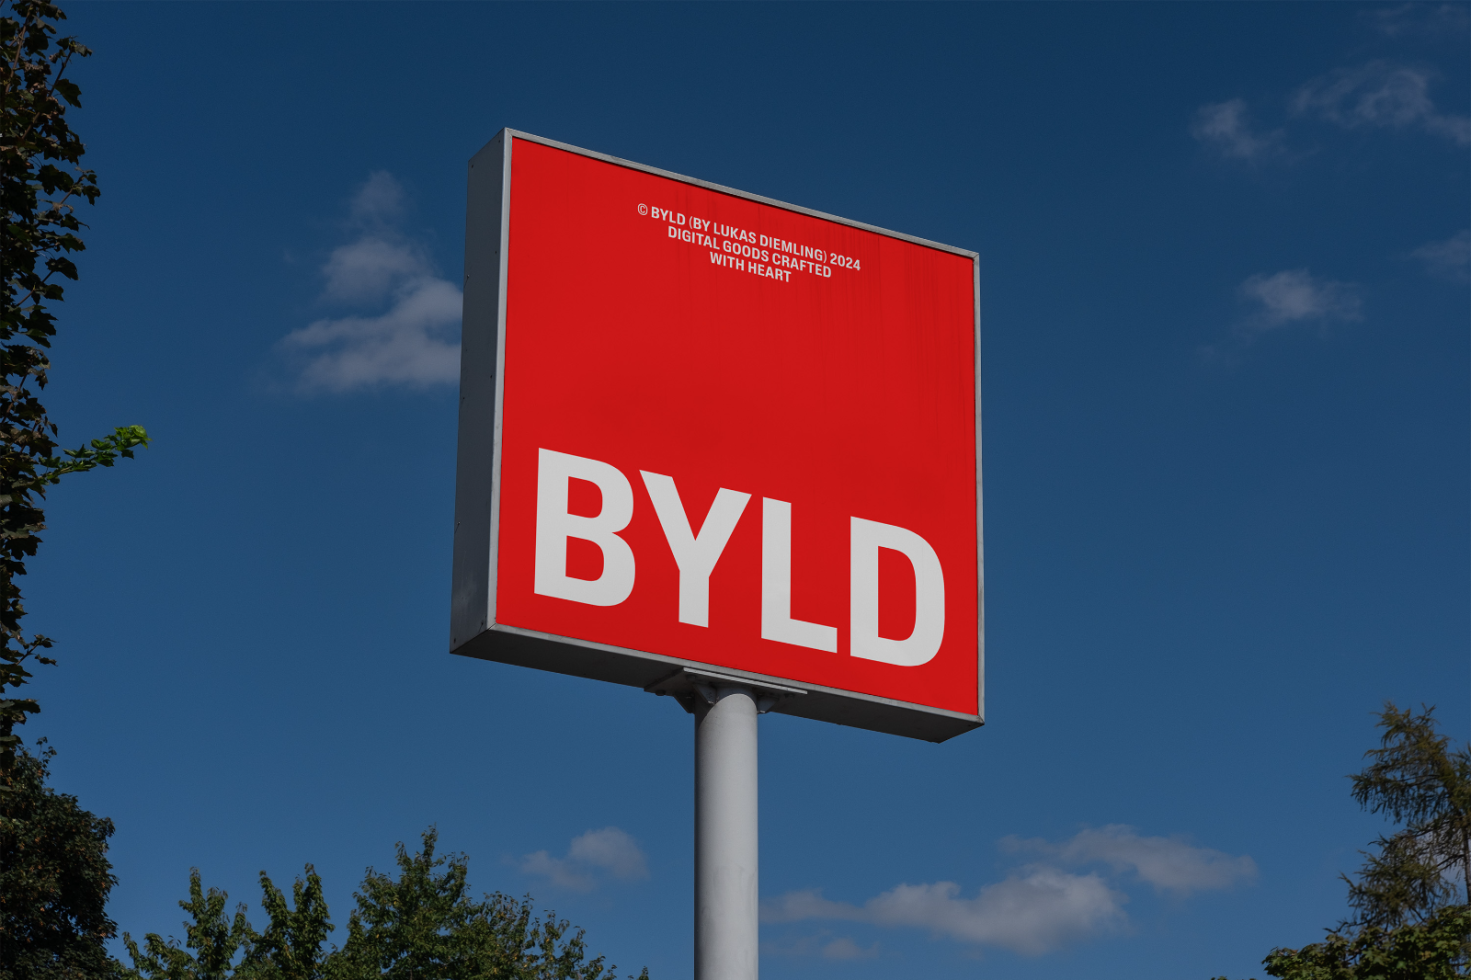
[850,517,944,666]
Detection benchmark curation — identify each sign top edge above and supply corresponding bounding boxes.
[481,128,981,262]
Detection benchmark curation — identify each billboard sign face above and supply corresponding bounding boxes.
[452,131,982,742]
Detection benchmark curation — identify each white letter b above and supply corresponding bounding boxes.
[534,448,635,607]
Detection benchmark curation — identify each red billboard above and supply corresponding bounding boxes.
[451,131,982,741]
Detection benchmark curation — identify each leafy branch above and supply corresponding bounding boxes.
[0,0,147,774]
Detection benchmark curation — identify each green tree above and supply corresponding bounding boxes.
[123,830,650,980]
[1213,702,1471,979]
[1252,907,1471,980]
[119,870,255,980]
[0,742,120,980]
[1345,703,1471,929]
[0,0,148,775]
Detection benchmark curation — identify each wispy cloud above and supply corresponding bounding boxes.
[519,827,649,893]
[1191,99,1283,162]
[1238,269,1362,329]
[1195,52,1470,163]
[1412,230,1471,282]
[1364,3,1470,38]
[763,825,1255,956]
[1003,824,1258,895]
[820,936,880,960]
[279,172,462,393]
[762,869,1127,956]
[763,932,881,960]
[1200,268,1361,362]
[1292,61,1471,145]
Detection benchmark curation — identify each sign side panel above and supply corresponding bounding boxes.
[974,254,985,725]
[485,135,514,630]
[450,132,508,649]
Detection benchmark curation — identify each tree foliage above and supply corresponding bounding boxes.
[1253,907,1471,980]
[0,743,119,980]
[122,830,649,980]
[1345,703,1471,929]
[1214,702,1471,979]
[0,0,148,774]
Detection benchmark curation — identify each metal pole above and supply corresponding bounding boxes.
[695,683,759,980]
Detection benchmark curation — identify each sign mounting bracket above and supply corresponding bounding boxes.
[645,667,806,714]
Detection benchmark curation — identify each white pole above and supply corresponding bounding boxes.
[694,683,759,980]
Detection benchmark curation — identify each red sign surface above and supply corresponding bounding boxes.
[451,131,981,739]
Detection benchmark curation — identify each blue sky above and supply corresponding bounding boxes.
[29,3,1468,978]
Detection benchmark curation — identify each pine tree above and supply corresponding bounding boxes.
[1344,703,1471,930]
[1212,702,1471,979]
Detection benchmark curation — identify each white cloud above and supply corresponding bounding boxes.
[566,825,649,879]
[351,170,407,223]
[519,827,649,893]
[279,172,462,393]
[761,868,1127,956]
[1005,825,1258,895]
[1292,62,1471,145]
[321,237,433,305]
[1239,269,1362,328]
[1191,99,1283,162]
[1412,230,1471,282]
[764,826,1256,956]
[281,278,461,392]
